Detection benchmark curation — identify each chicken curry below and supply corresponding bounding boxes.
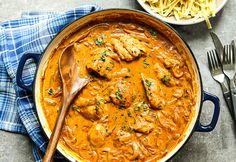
[41,21,196,161]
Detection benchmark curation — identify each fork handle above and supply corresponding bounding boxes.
[223,90,234,116]
[230,79,236,121]
[220,79,234,119]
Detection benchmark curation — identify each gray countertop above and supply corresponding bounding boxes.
[0,0,236,162]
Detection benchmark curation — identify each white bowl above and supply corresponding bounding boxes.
[137,0,228,25]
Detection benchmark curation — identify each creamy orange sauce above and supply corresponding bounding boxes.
[41,22,196,161]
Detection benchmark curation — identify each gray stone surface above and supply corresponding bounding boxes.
[0,0,236,162]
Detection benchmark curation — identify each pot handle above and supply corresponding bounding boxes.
[195,91,220,132]
[16,53,41,92]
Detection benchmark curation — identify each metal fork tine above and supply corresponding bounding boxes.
[224,45,227,63]
[230,45,234,64]
[225,45,228,63]
[227,45,230,63]
[212,50,219,70]
[209,51,216,70]
[207,51,213,71]
[214,50,220,69]
[227,45,229,63]
[223,46,227,64]
[232,40,236,64]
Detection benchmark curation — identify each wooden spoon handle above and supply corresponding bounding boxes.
[43,102,69,162]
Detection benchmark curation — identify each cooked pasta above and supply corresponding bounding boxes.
[143,0,217,29]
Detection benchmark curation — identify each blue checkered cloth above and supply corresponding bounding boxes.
[0,5,101,162]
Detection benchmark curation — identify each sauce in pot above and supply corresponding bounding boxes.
[41,21,196,161]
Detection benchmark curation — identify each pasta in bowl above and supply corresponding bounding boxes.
[137,0,228,28]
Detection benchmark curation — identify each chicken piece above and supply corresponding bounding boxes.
[128,142,141,160]
[86,49,115,78]
[109,68,131,78]
[44,98,56,106]
[141,74,165,109]
[139,136,157,155]
[80,105,103,121]
[164,58,181,68]
[140,111,157,123]
[131,116,154,134]
[110,80,134,108]
[158,111,177,132]
[111,38,133,61]
[173,88,183,98]
[74,97,96,107]
[154,63,179,86]
[116,130,132,142]
[88,123,107,147]
[111,36,147,62]
[120,36,147,57]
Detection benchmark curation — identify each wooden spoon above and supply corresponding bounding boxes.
[43,44,90,162]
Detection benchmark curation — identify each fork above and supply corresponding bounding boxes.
[207,50,234,117]
[222,44,236,119]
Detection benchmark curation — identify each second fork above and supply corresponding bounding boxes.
[222,43,236,120]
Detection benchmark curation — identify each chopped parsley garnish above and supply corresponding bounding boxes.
[100,50,107,62]
[128,111,133,117]
[143,59,150,68]
[101,50,107,56]
[101,33,106,39]
[161,75,170,84]
[95,106,99,111]
[47,88,54,95]
[94,38,104,45]
[145,79,152,88]
[149,28,157,36]
[100,55,106,62]
[121,125,126,130]
[115,89,123,101]
[72,105,81,112]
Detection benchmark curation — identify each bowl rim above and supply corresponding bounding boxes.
[136,0,228,25]
[33,8,204,162]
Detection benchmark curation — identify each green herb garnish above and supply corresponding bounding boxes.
[121,125,126,130]
[161,75,170,84]
[72,105,81,112]
[115,89,123,101]
[48,88,54,95]
[145,79,152,88]
[149,28,157,36]
[94,38,104,45]
[100,55,106,62]
[143,59,150,68]
[100,51,107,62]
[128,111,133,117]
